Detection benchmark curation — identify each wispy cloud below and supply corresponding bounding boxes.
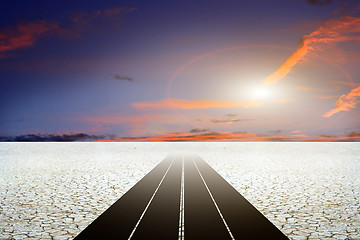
[132,98,260,110]
[332,1,360,16]
[332,80,360,87]
[306,0,332,6]
[75,114,160,136]
[266,129,283,135]
[71,7,136,31]
[114,74,133,81]
[315,132,360,141]
[190,128,209,133]
[261,13,360,117]
[297,85,340,92]
[264,16,360,85]
[318,95,340,99]
[0,6,136,59]
[323,85,360,117]
[72,7,137,23]
[74,112,198,137]
[211,118,254,124]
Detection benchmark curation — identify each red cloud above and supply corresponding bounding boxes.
[0,7,137,58]
[132,98,260,110]
[0,20,60,55]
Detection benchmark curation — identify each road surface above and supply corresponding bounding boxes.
[75,154,289,239]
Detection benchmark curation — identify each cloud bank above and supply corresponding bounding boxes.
[94,131,360,142]
[0,133,115,142]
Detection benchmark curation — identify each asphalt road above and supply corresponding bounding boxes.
[75,154,289,240]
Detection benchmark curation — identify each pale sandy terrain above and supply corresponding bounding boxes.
[0,143,359,239]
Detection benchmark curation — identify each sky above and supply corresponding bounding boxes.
[0,0,360,141]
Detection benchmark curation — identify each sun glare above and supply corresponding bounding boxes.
[253,87,271,98]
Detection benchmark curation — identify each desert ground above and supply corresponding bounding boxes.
[1,142,359,239]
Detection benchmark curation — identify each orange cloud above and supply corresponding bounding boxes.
[95,131,360,142]
[264,16,360,85]
[323,85,360,117]
[132,98,260,110]
[313,132,360,141]
[290,134,308,138]
[347,132,360,139]
[95,132,283,142]
[0,20,60,55]
[264,40,308,84]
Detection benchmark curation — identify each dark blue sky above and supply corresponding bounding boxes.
[1,0,359,141]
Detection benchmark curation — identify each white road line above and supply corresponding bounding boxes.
[128,157,175,240]
[192,157,235,240]
[178,155,185,240]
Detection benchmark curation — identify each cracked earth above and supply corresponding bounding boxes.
[1,143,359,240]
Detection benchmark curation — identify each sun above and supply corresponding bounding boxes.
[252,87,271,98]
